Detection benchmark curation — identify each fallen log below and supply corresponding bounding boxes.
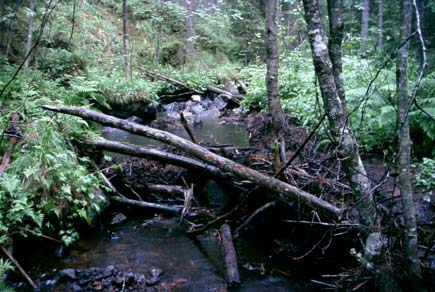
[42,105,342,220]
[206,84,244,99]
[147,184,188,197]
[219,224,241,289]
[141,69,201,94]
[0,113,21,177]
[89,139,235,182]
[111,196,183,214]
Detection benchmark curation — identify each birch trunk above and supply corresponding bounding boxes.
[302,1,399,290]
[396,0,423,288]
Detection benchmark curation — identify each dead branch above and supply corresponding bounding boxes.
[111,196,183,214]
[42,105,342,220]
[179,111,198,144]
[1,246,37,289]
[234,201,277,235]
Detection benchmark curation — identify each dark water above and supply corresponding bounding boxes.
[16,218,314,291]
[102,117,249,150]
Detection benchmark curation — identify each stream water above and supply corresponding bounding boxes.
[12,218,316,291]
[9,111,319,291]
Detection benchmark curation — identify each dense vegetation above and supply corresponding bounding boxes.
[0,0,434,288]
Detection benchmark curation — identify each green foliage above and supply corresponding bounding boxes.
[0,258,15,292]
[413,158,435,203]
[0,66,105,247]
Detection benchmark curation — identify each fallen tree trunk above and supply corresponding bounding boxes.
[219,224,241,289]
[206,85,244,101]
[111,196,183,214]
[147,184,188,197]
[89,139,235,182]
[42,105,342,220]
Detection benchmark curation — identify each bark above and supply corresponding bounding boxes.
[111,196,183,214]
[219,224,241,288]
[377,0,383,50]
[43,105,343,219]
[122,0,130,80]
[266,0,286,130]
[24,0,36,68]
[302,1,400,290]
[327,0,346,106]
[360,0,370,55]
[396,0,423,288]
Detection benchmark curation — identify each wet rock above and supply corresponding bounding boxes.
[191,95,202,102]
[60,268,77,280]
[191,103,205,115]
[198,108,220,120]
[145,267,163,286]
[72,283,82,291]
[110,213,127,225]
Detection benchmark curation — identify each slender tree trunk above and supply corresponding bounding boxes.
[24,0,36,69]
[266,0,286,131]
[302,1,399,290]
[377,0,383,50]
[281,0,291,48]
[360,0,370,55]
[70,0,76,41]
[396,0,423,289]
[122,0,130,80]
[155,0,163,66]
[327,0,346,107]
[181,0,196,60]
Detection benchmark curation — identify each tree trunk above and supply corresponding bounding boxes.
[24,0,36,68]
[396,0,423,288]
[122,0,130,80]
[42,105,343,219]
[302,1,399,290]
[327,0,346,106]
[70,0,76,41]
[360,0,370,55]
[181,0,196,60]
[265,0,286,131]
[376,0,383,50]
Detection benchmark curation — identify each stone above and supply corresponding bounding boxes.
[110,213,127,225]
[60,268,77,280]
[191,95,202,102]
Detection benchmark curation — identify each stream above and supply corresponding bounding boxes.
[9,104,320,291]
